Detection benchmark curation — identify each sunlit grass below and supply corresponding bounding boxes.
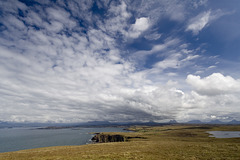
[1,125,240,159]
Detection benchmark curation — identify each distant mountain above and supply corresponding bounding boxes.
[186,119,240,124]
[227,119,240,124]
[208,120,224,124]
[0,121,67,128]
[187,120,203,124]
[86,121,111,125]
[168,120,178,124]
[2,119,240,129]
[0,121,9,128]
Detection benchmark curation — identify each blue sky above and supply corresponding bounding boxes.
[0,0,240,123]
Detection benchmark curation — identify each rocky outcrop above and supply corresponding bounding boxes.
[91,133,146,143]
[91,133,126,143]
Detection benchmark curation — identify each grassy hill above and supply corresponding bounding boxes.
[0,125,240,160]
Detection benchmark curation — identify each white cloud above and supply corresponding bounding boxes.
[186,9,232,35]
[192,0,208,8]
[181,55,200,62]
[186,73,240,96]
[152,38,180,52]
[207,65,216,69]
[180,89,240,122]
[163,0,186,21]
[186,11,211,35]
[100,1,131,37]
[128,17,150,38]
[0,0,27,14]
[154,53,181,70]
[131,38,180,62]
[144,32,161,40]
[151,48,200,72]
[166,73,178,77]
[131,0,188,23]
[211,115,216,119]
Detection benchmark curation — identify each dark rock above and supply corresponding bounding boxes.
[91,133,126,143]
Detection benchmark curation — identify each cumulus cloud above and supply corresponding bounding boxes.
[179,89,240,122]
[186,73,240,96]
[128,17,150,38]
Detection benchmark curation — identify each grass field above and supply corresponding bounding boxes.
[0,124,240,160]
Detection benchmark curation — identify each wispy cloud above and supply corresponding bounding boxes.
[186,9,233,35]
[144,32,162,41]
[186,11,211,35]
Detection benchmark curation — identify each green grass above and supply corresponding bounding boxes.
[1,125,240,160]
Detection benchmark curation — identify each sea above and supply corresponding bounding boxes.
[0,127,128,153]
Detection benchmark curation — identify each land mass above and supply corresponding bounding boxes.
[1,119,240,129]
[0,124,240,159]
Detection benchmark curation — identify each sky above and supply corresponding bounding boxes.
[0,0,240,123]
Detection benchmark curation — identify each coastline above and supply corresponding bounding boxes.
[1,125,240,160]
[0,127,129,153]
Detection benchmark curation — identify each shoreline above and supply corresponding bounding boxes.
[1,124,240,160]
[0,127,130,154]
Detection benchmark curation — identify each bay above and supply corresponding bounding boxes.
[0,127,128,153]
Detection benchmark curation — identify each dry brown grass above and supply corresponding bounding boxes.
[1,125,240,160]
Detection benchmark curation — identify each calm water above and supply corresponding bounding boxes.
[208,131,240,138]
[0,127,128,153]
